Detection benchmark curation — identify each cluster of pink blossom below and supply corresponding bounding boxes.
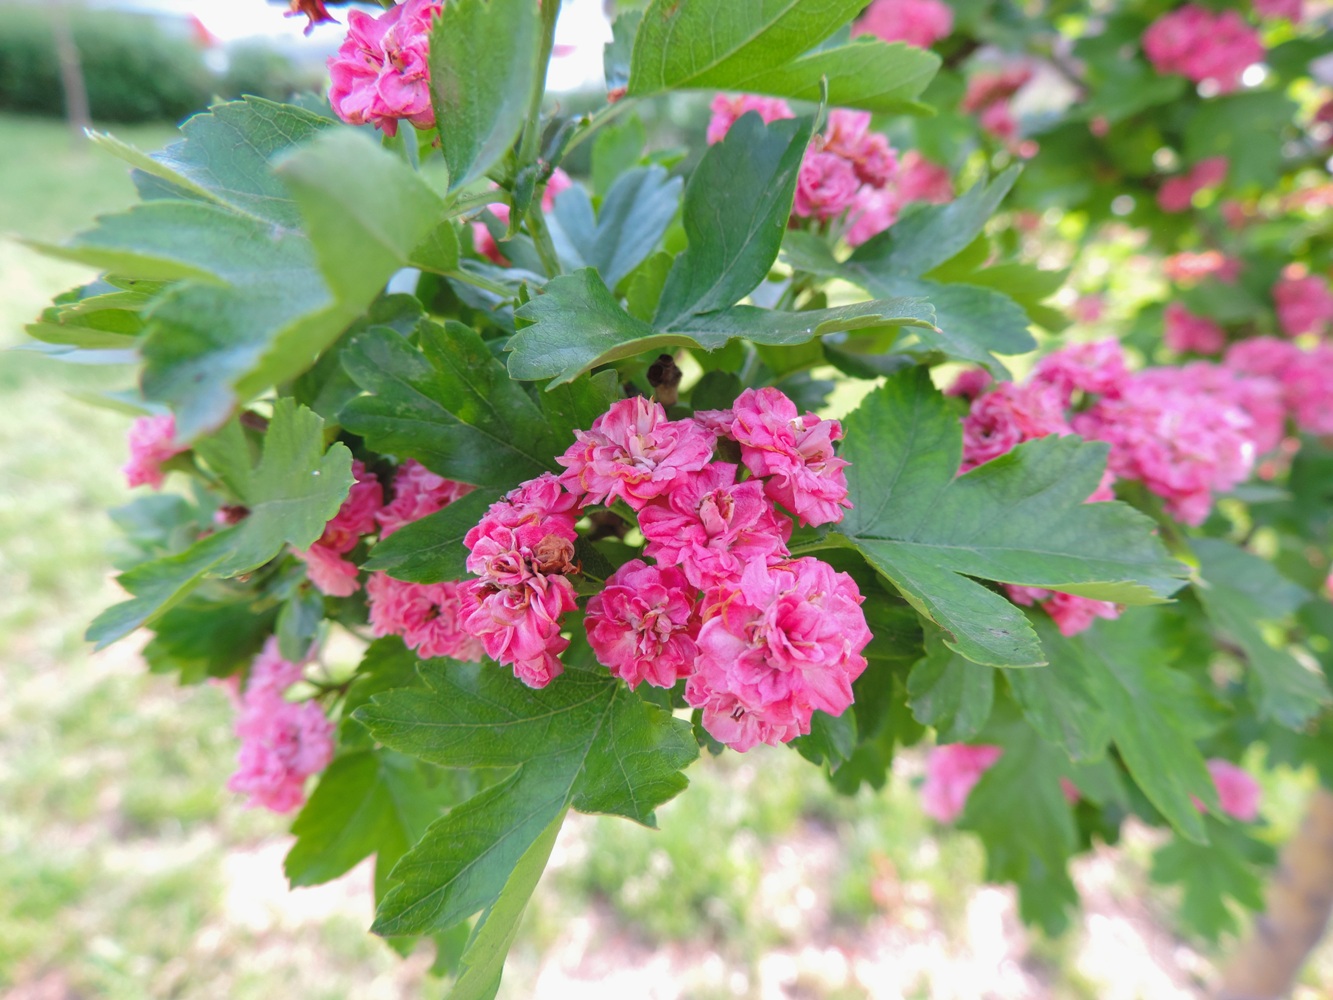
[1254,0,1303,22]
[472,168,573,265]
[123,413,186,490]
[1162,250,1241,285]
[1273,267,1333,338]
[954,339,1283,632]
[1226,337,1333,435]
[224,637,334,813]
[459,474,580,687]
[1164,302,1226,355]
[923,744,1261,824]
[1157,157,1229,213]
[851,0,954,49]
[706,96,953,249]
[552,391,870,751]
[1142,6,1263,94]
[294,461,383,597]
[364,460,480,661]
[328,0,441,136]
[961,65,1035,153]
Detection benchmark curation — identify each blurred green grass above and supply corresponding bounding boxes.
[6,110,1333,1000]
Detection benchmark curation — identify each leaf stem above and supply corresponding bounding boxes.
[443,268,517,298]
[562,97,637,157]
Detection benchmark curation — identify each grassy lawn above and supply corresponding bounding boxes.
[4,110,1332,999]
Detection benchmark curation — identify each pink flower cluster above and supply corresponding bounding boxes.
[1273,268,1333,338]
[921,744,1002,822]
[294,460,383,597]
[328,0,441,136]
[705,97,952,248]
[1226,337,1333,435]
[954,339,1285,631]
[554,391,869,751]
[1142,6,1263,94]
[363,460,481,662]
[472,168,573,265]
[1164,302,1226,355]
[851,0,954,49]
[460,474,580,688]
[225,637,334,813]
[123,413,187,490]
[1254,0,1303,21]
[1193,759,1262,821]
[1157,157,1229,213]
[961,66,1034,151]
[1163,251,1241,286]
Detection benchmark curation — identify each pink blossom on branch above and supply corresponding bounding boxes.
[1254,0,1302,22]
[473,168,573,265]
[894,151,954,204]
[705,94,795,145]
[376,459,473,538]
[1192,759,1262,821]
[960,381,1070,471]
[686,558,871,752]
[328,0,442,136]
[725,387,853,527]
[294,460,383,597]
[366,572,484,662]
[821,110,898,188]
[461,574,579,688]
[585,560,699,690]
[920,744,1003,823]
[851,0,954,48]
[1164,302,1227,355]
[1142,7,1263,94]
[1157,157,1229,213]
[123,413,186,490]
[1273,269,1333,338]
[557,397,716,511]
[639,462,792,589]
[226,638,334,814]
[793,151,862,221]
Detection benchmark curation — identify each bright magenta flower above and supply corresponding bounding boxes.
[920,744,1003,823]
[328,0,441,136]
[585,560,699,690]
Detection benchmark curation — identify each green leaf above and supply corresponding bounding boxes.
[603,10,641,93]
[341,320,620,488]
[834,370,1189,667]
[879,281,1035,374]
[286,750,448,888]
[429,0,541,191]
[907,632,995,742]
[510,268,933,385]
[591,115,646,198]
[449,809,565,1000]
[848,169,1020,279]
[959,697,1080,935]
[142,595,276,683]
[655,113,815,328]
[1030,612,1219,843]
[410,221,462,275]
[627,0,864,97]
[1192,538,1327,729]
[790,709,858,769]
[711,38,939,114]
[357,662,697,936]
[551,167,683,288]
[1151,816,1275,940]
[277,586,325,663]
[365,489,501,583]
[88,401,353,646]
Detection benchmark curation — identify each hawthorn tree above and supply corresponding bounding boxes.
[24,0,1333,995]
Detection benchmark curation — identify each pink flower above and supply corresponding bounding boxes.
[978,101,1019,142]
[585,560,699,689]
[639,462,792,589]
[1163,251,1242,285]
[793,151,862,221]
[821,110,898,188]
[1143,7,1263,94]
[1005,586,1119,635]
[1164,302,1227,355]
[123,413,186,490]
[1280,343,1333,434]
[464,472,579,586]
[1158,157,1229,213]
[920,744,1003,823]
[366,572,484,661]
[472,168,573,265]
[726,387,852,527]
[960,381,1070,470]
[961,67,1034,114]
[377,459,473,538]
[1226,336,1302,382]
[1072,294,1105,324]
[686,558,871,752]
[1274,270,1333,338]
[557,397,716,511]
[706,93,795,145]
[945,368,994,402]
[1194,759,1261,821]
[461,574,579,688]
[1031,339,1131,400]
[226,637,334,814]
[894,151,953,204]
[328,0,441,136]
[1255,0,1302,19]
[851,0,954,48]
[844,186,902,247]
[294,460,382,596]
